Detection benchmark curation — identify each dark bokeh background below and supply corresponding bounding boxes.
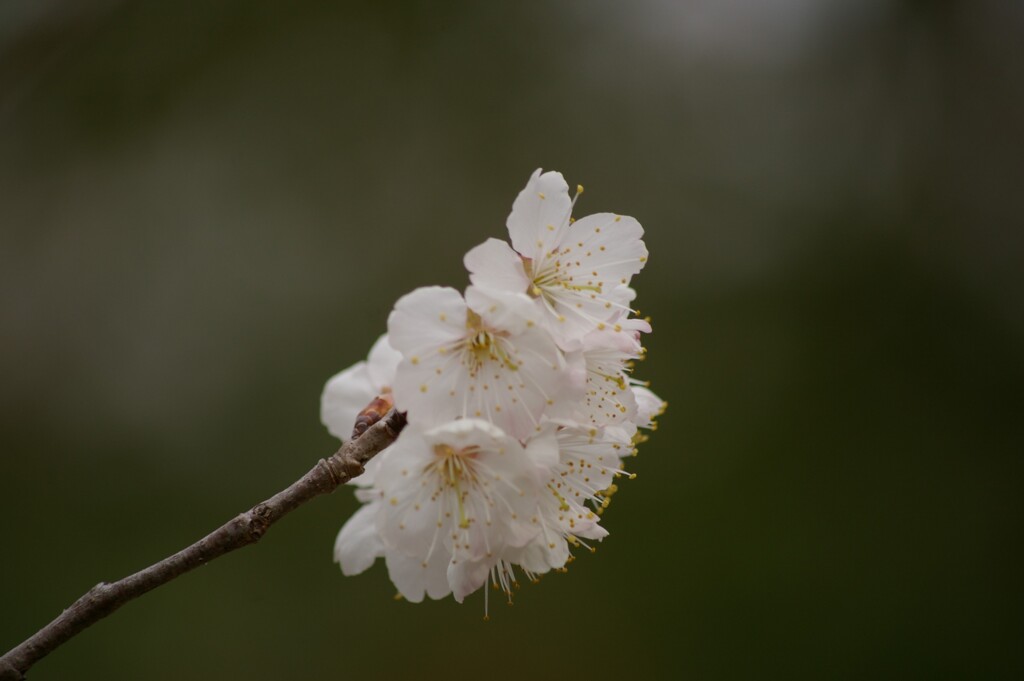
[2,1,1022,678]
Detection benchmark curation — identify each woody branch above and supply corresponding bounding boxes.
[0,409,406,681]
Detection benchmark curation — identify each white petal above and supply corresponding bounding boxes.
[320,361,373,442]
[489,325,580,439]
[508,534,570,573]
[390,353,462,428]
[387,287,469,421]
[366,334,402,390]
[632,385,666,429]
[536,282,639,351]
[375,419,542,598]
[354,486,379,503]
[448,557,492,603]
[333,502,384,576]
[392,304,578,439]
[575,522,610,541]
[424,556,453,600]
[521,209,647,348]
[464,238,530,295]
[551,331,642,429]
[555,425,622,499]
[374,426,446,558]
[423,422,542,551]
[506,169,572,258]
[387,286,467,356]
[465,285,542,337]
[604,422,638,448]
[422,416,507,446]
[581,325,642,355]
[524,426,560,470]
[560,212,648,284]
[385,549,451,603]
[613,314,652,335]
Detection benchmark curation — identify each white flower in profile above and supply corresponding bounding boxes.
[548,323,649,436]
[500,424,629,580]
[333,419,542,603]
[320,334,401,443]
[464,169,648,349]
[388,286,581,440]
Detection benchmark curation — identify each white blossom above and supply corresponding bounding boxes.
[469,421,640,612]
[325,168,664,611]
[388,285,582,440]
[333,419,541,603]
[546,324,649,436]
[465,169,649,350]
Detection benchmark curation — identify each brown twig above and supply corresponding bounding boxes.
[0,409,406,681]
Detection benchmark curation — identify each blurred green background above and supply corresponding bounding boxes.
[2,1,1022,678]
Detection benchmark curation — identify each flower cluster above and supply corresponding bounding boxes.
[321,169,665,611]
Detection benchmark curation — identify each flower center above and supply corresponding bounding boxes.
[462,311,518,373]
[523,255,602,301]
[430,444,481,529]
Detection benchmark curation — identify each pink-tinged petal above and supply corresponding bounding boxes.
[320,361,374,442]
[506,169,572,258]
[464,238,530,295]
[387,286,467,356]
[333,502,384,576]
[366,334,402,390]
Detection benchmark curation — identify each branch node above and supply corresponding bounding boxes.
[317,457,353,488]
[247,505,272,541]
